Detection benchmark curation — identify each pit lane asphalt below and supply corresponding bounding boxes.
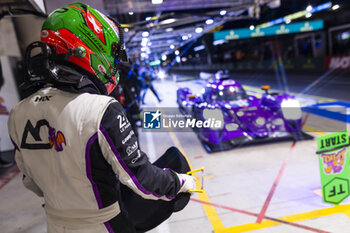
[0,77,350,233]
[145,78,350,233]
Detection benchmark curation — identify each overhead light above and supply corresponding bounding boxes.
[162,55,167,61]
[148,42,152,46]
[213,39,225,46]
[152,0,163,4]
[306,12,312,18]
[146,17,152,21]
[194,45,205,52]
[166,28,173,32]
[124,28,129,32]
[149,59,161,66]
[176,56,181,63]
[141,38,148,47]
[306,5,313,12]
[249,25,255,30]
[332,4,340,10]
[257,2,331,28]
[160,18,176,25]
[205,19,214,25]
[285,19,291,24]
[188,33,192,38]
[142,31,149,37]
[170,44,175,49]
[128,12,134,15]
[195,27,203,33]
[220,10,227,16]
[175,50,180,55]
[182,35,188,41]
[141,47,146,52]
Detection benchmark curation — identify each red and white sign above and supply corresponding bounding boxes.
[325,56,350,70]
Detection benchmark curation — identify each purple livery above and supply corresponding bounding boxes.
[177,75,311,152]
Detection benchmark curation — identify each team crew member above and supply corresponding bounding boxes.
[8,3,195,233]
[140,64,162,104]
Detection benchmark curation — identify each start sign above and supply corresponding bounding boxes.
[317,131,350,205]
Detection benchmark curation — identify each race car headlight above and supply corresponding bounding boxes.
[225,123,239,131]
[256,117,266,126]
[273,118,284,125]
[281,99,302,120]
[237,111,244,117]
[203,108,224,130]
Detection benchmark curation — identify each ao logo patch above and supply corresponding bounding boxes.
[20,119,66,152]
[143,110,161,129]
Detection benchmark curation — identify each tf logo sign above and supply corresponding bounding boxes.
[317,131,350,205]
[143,110,161,129]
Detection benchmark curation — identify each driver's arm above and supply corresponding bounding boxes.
[98,101,181,201]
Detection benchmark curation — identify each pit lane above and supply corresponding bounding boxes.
[0,77,349,233]
[143,77,350,233]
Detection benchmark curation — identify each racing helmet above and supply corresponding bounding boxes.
[27,2,128,94]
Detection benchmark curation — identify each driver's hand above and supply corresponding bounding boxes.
[176,173,197,193]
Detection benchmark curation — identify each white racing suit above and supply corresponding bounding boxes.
[8,86,181,233]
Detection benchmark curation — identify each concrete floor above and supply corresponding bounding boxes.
[1,77,350,233]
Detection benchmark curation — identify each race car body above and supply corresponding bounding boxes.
[177,76,311,152]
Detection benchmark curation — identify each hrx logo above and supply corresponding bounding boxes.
[34,95,52,102]
[143,110,161,129]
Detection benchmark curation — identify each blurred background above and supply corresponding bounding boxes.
[0,1,350,233]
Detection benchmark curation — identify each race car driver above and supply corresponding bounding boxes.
[7,2,196,233]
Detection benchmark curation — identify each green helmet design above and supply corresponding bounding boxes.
[40,2,127,94]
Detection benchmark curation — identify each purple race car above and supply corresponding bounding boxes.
[177,76,312,152]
